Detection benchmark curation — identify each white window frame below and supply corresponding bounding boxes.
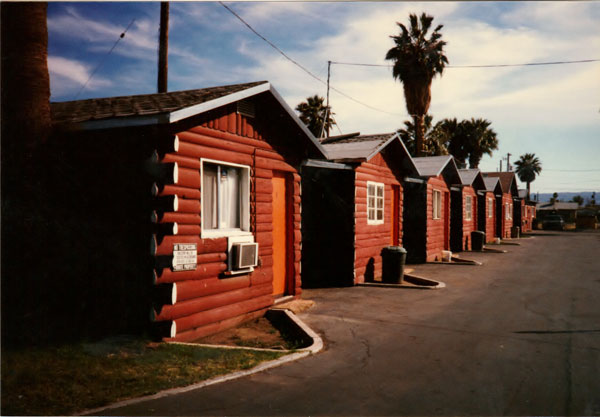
[367,181,384,225]
[433,189,442,220]
[200,158,252,238]
[488,197,493,218]
[505,202,510,220]
[465,195,472,221]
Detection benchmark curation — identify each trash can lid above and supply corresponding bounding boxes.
[384,246,407,253]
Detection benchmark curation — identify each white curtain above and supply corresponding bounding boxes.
[219,166,240,229]
[202,164,218,229]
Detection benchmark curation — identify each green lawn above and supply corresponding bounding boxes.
[1,337,285,415]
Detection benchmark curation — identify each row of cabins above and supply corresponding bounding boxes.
[48,81,535,342]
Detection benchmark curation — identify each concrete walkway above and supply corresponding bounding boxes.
[103,231,600,416]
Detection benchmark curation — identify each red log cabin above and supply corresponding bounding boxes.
[451,169,487,251]
[404,155,461,263]
[483,172,519,239]
[301,132,417,286]
[516,189,536,233]
[481,176,502,243]
[50,81,327,342]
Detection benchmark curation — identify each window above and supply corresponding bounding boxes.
[465,196,472,220]
[433,190,442,220]
[488,198,493,218]
[367,181,384,224]
[201,159,250,238]
[505,203,511,220]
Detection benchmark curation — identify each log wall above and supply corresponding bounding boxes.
[353,153,404,283]
[500,193,514,239]
[461,186,478,251]
[479,191,496,243]
[151,105,303,342]
[425,176,450,262]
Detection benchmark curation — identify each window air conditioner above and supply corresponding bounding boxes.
[231,242,259,270]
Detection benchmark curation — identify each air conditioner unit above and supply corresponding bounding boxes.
[231,242,259,270]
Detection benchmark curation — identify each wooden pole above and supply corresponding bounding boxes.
[158,2,169,93]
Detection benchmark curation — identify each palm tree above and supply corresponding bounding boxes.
[397,114,448,156]
[462,118,499,168]
[514,153,542,201]
[295,95,336,138]
[385,13,448,157]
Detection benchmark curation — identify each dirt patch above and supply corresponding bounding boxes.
[194,317,291,350]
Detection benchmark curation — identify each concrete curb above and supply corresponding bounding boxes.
[357,274,446,290]
[79,310,323,416]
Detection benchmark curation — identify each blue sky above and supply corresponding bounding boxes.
[47,2,600,194]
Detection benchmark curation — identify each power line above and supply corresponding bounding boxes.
[330,58,600,69]
[543,169,600,172]
[73,19,136,100]
[219,2,408,118]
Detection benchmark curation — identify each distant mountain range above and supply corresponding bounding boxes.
[532,191,597,203]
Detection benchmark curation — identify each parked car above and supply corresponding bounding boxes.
[542,214,565,230]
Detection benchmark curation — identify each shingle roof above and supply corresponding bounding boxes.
[536,202,579,211]
[322,133,395,161]
[483,176,501,193]
[412,155,455,177]
[51,81,268,125]
[458,169,486,191]
[483,172,518,195]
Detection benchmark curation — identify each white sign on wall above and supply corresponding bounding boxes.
[172,243,197,271]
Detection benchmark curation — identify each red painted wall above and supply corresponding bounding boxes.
[500,193,514,238]
[483,191,496,243]
[522,203,535,232]
[152,105,303,342]
[461,186,478,250]
[426,176,450,262]
[354,153,404,283]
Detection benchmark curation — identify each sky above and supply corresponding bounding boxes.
[47,1,600,195]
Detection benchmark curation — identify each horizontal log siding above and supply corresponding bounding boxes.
[501,193,514,239]
[151,107,302,341]
[426,176,449,262]
[483,191,496,243]
[462,186,478,251]
[354,154,403,283]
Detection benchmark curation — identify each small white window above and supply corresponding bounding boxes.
[465,196,472,221]
[433,190,442,220]
[201,159,251,238]
[488,198,493,218]
[505,203,510,220]
[367,181,384,225]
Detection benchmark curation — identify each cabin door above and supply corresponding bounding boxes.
[443,191,450,250]
[390,185,400,246]
[272,172,291,297]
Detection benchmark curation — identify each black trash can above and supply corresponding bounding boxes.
[471,231,485,251]
[381,246,407,283]
[511,226,520,238]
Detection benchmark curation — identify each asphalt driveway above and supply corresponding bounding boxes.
[103,231,600,416]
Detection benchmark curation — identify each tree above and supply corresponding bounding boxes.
[385,13,448,157]
[461,118,499,168]
[572,195,584,206]
[295,95,336,138]
[397,114,448,156]
[514,153,543,201]
[550,192,559,204]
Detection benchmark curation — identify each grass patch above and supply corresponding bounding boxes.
[1,337,286,415]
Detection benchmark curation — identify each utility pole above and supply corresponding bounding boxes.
[499,159,502,172]
[323,60,331,138]
[506,152,512,171]
[158,2,169,93]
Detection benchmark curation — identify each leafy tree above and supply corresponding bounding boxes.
[385,13,448,157]
[550,192,559,204]
[397,114,448,156]
[514,153,543,201]
[572,195,584,206]
[592,192,596,205]
[295,95,335,138]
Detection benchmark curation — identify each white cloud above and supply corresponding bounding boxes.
[48,56,112,97]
